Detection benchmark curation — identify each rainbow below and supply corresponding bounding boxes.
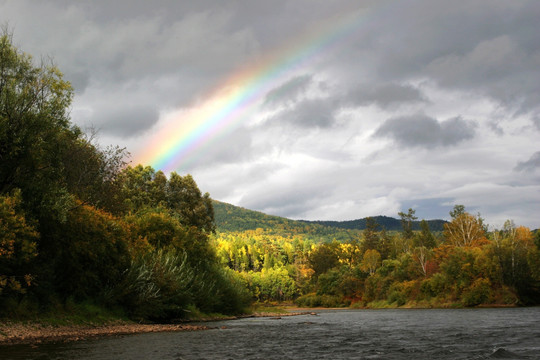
[135,8,373,173]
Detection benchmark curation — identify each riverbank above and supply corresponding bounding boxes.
[0,310,312,345]
[0,321,211,345]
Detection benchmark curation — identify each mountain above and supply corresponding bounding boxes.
[212,200,447,234]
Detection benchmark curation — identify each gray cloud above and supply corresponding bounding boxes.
[269,98,339,129]
[400,198,455,221]
[240,182,333,219]
[533,116,540,131]
[264,75,313,106]
[374,115,477,148]
[2,0,539,228]
[514,151,540,172]
[344,83,428,108]
[91,105,160,138]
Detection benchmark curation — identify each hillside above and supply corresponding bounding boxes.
[212,200,359,242]
[304,217,447,232]
[212,200,447,234]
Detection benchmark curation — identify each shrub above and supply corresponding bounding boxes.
[112,249,194,320]
[461,278,492,307]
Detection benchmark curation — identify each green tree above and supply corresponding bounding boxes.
[362,217,380,253]
[398,208,417,241]
[0,30,74,220]
[61,130,128,214]
[449,205,466,219]
[40,203,130,300]
[167,173,215,233]
[414,220,436,248]
[120,167,215,234]
[308,243,339,278]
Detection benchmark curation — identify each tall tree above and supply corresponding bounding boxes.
[444,209,486,247]
[449,205,466,219]
[0,30,74,219]
[398,208,417,241]
[362,217,380,253]
[414,220,437,248]
[308,243,339,278]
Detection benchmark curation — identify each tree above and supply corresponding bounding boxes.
[412,246,432,277]
[61,130,128,214]
[0,30,74,220]
[167,173,215,233]
[444,210,486,247]
[449,205,466,219]
[120,167,215,234]
[362,217,380,253]
[361,249,381,275]
[39,202,130,300]
[0,190,38,298]
[377,228,393,260]
[414,220,437,248]
[398,208,417,241]
[308,243,339,278]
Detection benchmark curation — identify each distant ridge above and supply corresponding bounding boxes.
[303,216,447,232]
[213,200,447,233]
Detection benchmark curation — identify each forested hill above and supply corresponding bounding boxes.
[213,200,355,241]
[212,200,447,233]
[303,217,447,232]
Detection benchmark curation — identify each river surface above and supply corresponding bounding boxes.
[2,308,539,359]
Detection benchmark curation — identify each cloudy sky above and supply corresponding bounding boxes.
[2,0,539,229]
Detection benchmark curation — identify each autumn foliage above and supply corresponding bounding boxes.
[212,206,540,307]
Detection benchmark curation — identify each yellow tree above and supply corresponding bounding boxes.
[361,249,381,275]
[0,191,38,296]
[444,207,486,247]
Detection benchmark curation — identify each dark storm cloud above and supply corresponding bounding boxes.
[374,114,477,148]
[343,83,428,108]
[91,105,159,138]
[514,152,540,172]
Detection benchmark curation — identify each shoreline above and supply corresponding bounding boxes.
[0,321,210,346]
[2,305,520,345]
[0,311,313,346]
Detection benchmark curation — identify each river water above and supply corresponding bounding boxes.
[2,308,539,359]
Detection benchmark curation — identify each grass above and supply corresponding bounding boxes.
[248,302,289,314]
[0,298,131,327]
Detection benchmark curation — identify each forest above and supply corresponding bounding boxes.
[1,32,539,324]
[0,32,250,320]
[212,204,540,307]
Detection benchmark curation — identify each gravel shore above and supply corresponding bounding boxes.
[0,312,312,345]
[0,321,210,345]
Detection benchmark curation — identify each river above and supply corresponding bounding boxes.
[2,308,539,359]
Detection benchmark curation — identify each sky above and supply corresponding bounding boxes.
[1,0,539,229]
